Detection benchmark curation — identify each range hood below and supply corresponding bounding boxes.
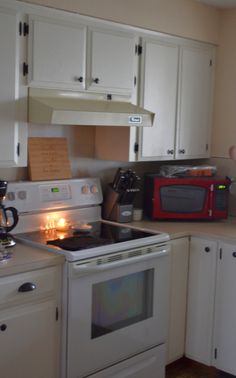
[28,88,154,127]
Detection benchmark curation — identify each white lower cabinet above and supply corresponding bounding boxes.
[0,265,61,378]
[0,300,57,378]
[213,242,236,375]
[185,237,236,376]
[167,237,189,364]
[185,237,217,365]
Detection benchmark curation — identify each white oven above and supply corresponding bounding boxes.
[67,243,170,378]
[6,178,171,378]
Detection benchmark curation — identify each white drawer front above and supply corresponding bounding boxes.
[0,266,59,307]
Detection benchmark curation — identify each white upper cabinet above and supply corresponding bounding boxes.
[0,7,27,167]
[139,37,178,160]
[28,15,137,97]
[87,28,137,95]
[28,15,86,89]
[137,37,214,161]
[176,45,214,159]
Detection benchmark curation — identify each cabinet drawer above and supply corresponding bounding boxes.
[0,266,59,307]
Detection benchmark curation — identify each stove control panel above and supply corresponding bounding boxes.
[5,178,103,214]
[39,183,71,202]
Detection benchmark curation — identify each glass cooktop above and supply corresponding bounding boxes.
[16,221,157,251]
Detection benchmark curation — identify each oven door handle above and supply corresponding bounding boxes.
[73,248,169,273]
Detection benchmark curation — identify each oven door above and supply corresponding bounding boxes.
[66,243,170,378]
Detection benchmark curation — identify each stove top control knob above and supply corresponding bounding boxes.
[90,185,98,194]
[81,185,90,194]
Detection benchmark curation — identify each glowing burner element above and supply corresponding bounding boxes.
[56,218,69,231]
[43,215,69,231]
[44,215,55,230]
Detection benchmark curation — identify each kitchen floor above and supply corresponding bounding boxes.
[166,358,234,378]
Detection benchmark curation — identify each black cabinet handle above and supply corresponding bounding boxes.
[93,78,100,84]
[0,324,7,331]
[232,252,236,258]
[179,149,185,154]
[75,76,83,83]
[167,149,174,155]
[205,247,210,252]
[18,282,36,292]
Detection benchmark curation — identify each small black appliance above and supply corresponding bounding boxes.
[0,180,19,249]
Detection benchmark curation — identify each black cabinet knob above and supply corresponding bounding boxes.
[179,149,185,154]
[18,282,36,292]
[93,78,100,84]
[205,247,210,252]
[167,149,174,155]
[232,252,236,258]
[75,76,83,83]
[0,324,7,331]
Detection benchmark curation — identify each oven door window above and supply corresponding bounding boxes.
[91,269,154,339]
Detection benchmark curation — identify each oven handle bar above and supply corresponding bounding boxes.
[73,248,169,273]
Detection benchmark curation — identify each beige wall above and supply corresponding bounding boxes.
[211,10,236,158]
[19,0,220,44]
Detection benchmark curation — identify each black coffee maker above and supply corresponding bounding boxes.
[0,180,19,248]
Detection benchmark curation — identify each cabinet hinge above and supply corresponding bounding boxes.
[134,142,139,153]
[56,307,59,321]
[17,143,20,157]
[23,62,28,76]
[23,22,29,36]
[135,44,142,55]
[214,348,218,359]
[219,248,222,260]
[19,22,22,36]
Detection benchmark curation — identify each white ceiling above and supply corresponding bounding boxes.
[195,0,236,8]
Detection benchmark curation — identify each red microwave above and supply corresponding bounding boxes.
[144,175,230,220]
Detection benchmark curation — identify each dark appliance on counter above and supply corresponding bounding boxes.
[103,168,140,222]
[0,180,18,248]
[144,175,230,220]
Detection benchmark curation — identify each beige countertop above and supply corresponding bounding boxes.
[0,242,65,278]
[130,217,236,243]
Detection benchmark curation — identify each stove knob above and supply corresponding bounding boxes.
[90,185,98,194]
[81,185,90,194]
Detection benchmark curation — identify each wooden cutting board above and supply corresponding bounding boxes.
[28,137,72,181]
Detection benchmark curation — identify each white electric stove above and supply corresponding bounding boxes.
[5,178,171,378]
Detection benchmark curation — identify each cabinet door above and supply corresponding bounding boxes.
[87,28,137,95]
[213,243,236,375]
[185,237,217,365]
[0,300,58,378]
[176,45,214,159]
[138,38,178,161]
[0,8,27,167]
[167,237,189,364]
[29,15,86,89]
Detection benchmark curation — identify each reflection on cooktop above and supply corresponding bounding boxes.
[47,236,112,251]
[16,221,156,251]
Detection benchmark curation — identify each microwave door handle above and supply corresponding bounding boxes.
[73,248,169,273]
[208,184,214,217]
